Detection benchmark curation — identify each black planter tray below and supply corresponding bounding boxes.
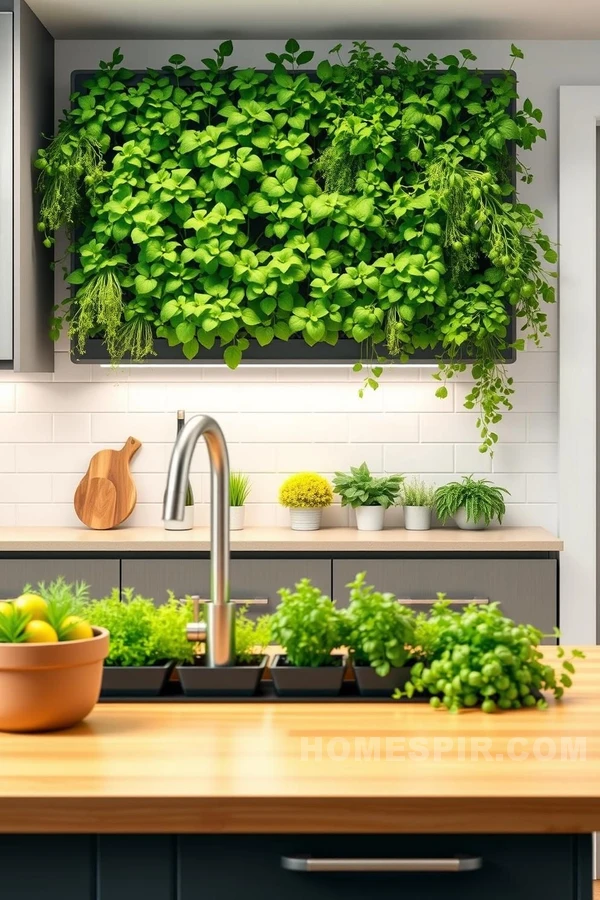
[98,679,430,703]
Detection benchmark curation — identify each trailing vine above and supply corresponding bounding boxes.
[35,41,555,451]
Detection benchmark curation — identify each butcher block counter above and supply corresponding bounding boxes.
[0,647,595,900]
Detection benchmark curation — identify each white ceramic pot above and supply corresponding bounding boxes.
[454,507,489,531]
[354,505,385,532]
[230,506,245,531]
[164,504,194,531]
[289,508,323,531]
[404,506,432,531]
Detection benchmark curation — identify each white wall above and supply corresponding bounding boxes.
[2,37,589,530]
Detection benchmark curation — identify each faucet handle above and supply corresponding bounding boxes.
[185,595,207,643]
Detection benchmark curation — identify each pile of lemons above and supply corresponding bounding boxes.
[0,592,94,643]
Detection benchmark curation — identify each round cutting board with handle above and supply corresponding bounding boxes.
[74,437,142,530]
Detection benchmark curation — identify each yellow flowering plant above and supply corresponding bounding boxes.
[278,473,333,509]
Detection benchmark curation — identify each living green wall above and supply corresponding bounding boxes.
[36,40,555,452]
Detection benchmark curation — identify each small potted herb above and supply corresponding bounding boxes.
[399,477,436,531]
[87,589,194,696]
[270,578,345,696]
[435,476,510,530]
[229,471,251,531]
[333,462,403,531]
[278,472,333,531]
[399,597,584,713]
[178,606,271,697]
[344,573,416,696]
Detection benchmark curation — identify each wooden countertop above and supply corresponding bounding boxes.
[0,525,562,553]
[0,646,595,835]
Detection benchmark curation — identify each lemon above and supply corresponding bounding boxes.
[0,601,14,616]
[23,620,58,643]
[15,593,48,622]
[61,615,94,641]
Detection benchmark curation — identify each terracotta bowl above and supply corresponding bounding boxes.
[0,627,109,733]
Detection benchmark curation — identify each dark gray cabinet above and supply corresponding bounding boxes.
[332,558,557,635]
[178,834,590,900]
[121,557,332,614]
[0,558,119,601]
[0,833,591,900]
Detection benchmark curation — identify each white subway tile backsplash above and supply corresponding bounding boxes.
[502,504,558,533]
[455,444,492,473]
[17,383,128,413]
[527,413,558,443]
[527,473,558,504]
[0,504,16,525]
[492,443,557,474]
[275,443,383,474]
[0,413,53,442]
[0,445,15,472]
[421,413,527,443]
[384,383,454,412]
[384,444,455,473]
[350,413,418,444]
[0,384,15,411]
[0,341,557,528]
[91,413,172,443]
[53,413,91,443]
[0,474,52,503]
[16,444,92,474]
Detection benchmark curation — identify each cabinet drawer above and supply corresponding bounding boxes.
[178,833,589,900]
[332,559,557,635]
[121,558,331,614]
[0,558,119,601]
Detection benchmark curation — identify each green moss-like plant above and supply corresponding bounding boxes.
[36,41,555,451]
[86,589,194,666]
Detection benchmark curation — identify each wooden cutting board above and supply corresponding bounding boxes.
[74,437,142,530]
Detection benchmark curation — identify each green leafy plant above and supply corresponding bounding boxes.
[36,578,89,640]
[344,572,416,676]
[435,475,509,525]
[398,477,436,508]
[235,606,272,663]
[86,589,194,666]
[398,597,584,713]
[0,604,30,643]
[270,578,344,667]
[333,462,403,508]
[37,42,555,450]
[278,472,333,509]
[229,471,252,507]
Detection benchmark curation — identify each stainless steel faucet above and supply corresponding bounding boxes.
[162,415,235,667]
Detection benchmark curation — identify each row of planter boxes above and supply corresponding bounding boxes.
[100,656,414,699]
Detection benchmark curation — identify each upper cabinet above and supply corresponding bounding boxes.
[0,12,11,362]
[1,0,54,372]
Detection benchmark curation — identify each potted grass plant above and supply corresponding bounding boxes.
[278,472,333,531]
[269,578,345,696]
[333,463,403,531]
[177,606,271,697]
[344,572,417,696]
[229,471,251,531]
[86,589,194,696]
[435,476,510,530]
[399,477,436,531]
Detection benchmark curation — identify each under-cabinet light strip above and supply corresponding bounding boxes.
[99,362,440,369]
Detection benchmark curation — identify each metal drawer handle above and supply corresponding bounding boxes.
[398,597,489,606]
[282,855,482,873]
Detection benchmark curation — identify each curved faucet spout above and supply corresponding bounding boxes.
[163,415,234,666]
